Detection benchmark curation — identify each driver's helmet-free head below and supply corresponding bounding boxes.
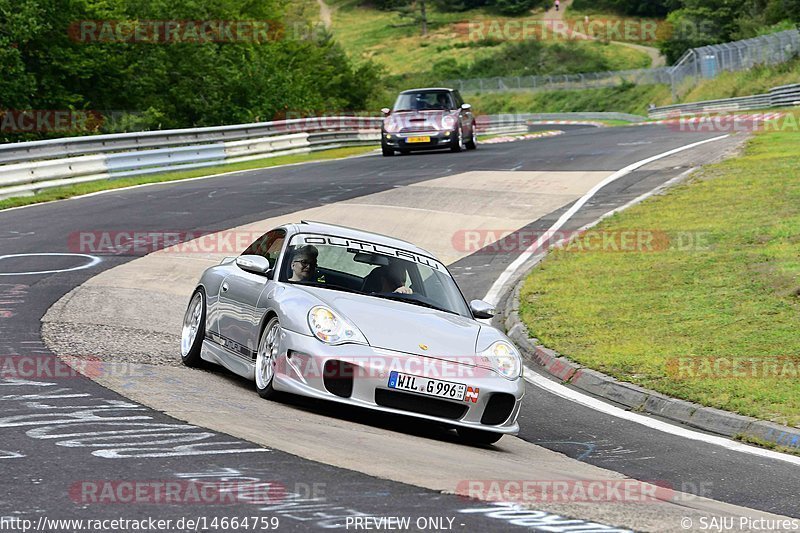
[384,261,406,287]
[292,244,318,263]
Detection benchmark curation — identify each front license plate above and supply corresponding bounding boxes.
[406,136,430,143]
[388,371,466,401]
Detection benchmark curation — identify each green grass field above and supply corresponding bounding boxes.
[0,146,374,211]
[518,128,800,426]
[327,0,650,77]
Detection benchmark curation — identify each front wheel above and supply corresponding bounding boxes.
[255,317,281,399]
[450,127,462,152]
[465,125,477,150]
[381,144,394,157]
[180,289,206,367]
[457,427,503,445]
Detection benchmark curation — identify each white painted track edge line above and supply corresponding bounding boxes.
[523,368,800,467]
[483,134,730,305]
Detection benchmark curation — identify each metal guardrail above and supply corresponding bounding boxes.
[0,117,385,165]
[648,83,800,118]
[0,111,633,200]
[446,29,800,98]
[0,121,383,199]
[1,114,553,200]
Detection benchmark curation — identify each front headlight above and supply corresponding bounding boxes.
[308,306,368,345]
[479,341,521,379]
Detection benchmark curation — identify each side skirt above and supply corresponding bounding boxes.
[201,339,255,380]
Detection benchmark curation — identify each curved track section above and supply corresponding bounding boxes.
[2,126,797,531]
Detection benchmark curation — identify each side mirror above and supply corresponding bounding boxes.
[235,255,272,276]
[381,107,390,116]
[461,103,472,111]
[470,299,495,319]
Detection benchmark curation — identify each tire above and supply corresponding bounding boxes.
[457,427,503,445]
[255,316,281,399]
[465,124,477,150]
[180,289,206,367]
[450,127,462,152]
[381,144,394,157]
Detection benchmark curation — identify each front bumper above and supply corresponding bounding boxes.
[382,130,454,151]
[272,327,524,434]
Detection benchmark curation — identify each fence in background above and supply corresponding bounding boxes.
[446,29,800,97]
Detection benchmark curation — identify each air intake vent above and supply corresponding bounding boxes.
[481,393,516,425]
[323,360,355,398]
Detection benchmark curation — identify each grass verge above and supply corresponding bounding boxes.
[464,58,800,116]
[0,146,375,211]
[518,128,800,427]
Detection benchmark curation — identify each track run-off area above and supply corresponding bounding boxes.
[2,124,798,532]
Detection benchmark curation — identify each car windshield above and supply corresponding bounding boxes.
[279,233,471,317]
[392,91,453,111]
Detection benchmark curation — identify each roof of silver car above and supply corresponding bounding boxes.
[285,221,436,259]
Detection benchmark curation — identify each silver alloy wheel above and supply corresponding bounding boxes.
[180,292,203,357]
[256,320,280,390]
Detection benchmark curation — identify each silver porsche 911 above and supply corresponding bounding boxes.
[180,221,524,444]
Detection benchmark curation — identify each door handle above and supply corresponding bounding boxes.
[221,282,229,293]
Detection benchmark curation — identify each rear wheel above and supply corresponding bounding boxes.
[180,289,205,367]
[255,317,281,399]
[457,427,503,445]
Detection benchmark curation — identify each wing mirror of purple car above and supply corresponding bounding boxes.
[236,255,272,277]
[470,299,495,319]
[461,103,471,111]
[381,107,391,116]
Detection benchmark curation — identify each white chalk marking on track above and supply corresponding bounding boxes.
[483,134,730,306]
[523,368,800,467]
[0,253,101,276]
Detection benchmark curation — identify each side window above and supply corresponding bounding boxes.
[243,230,285,267]
[453,91,464,108]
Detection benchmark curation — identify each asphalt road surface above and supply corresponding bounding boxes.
[1,125,796,531]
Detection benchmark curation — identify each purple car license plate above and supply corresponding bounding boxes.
[388,371,466,401]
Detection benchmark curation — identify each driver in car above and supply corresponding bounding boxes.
[381,262,412,294]
[289,245,318,282]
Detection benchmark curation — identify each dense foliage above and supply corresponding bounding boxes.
[0,0,383,139]
[372,0,547,16]
[573,0,800,63]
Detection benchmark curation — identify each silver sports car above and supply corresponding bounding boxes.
[180,221,524,444]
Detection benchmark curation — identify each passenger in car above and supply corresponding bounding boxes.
[289,245,318,282]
